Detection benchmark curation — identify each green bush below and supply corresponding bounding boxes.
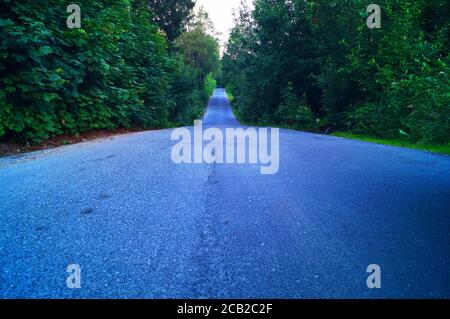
[0,0,219,143]
[0,0,174,143]
[204,74,217,97]
[275,83,316,130]
[401,72,450,144]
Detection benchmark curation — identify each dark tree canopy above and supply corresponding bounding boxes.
[148,0,196,42]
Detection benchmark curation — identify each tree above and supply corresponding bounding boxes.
[223,0,450,144]
[175,9,220,86]
[0,0,173,142]
[169,6,221,125]
[148,0,196,42]
[276,82,315,130]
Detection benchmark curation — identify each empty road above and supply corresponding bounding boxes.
[1,89,449,298]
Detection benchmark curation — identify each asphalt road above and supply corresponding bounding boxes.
[1,89,449,298]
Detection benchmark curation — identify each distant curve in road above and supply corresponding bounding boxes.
[1,89,449,298]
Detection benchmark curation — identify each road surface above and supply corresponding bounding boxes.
[1,89,449,298]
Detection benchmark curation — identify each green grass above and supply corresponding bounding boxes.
[226,91,234,102]
[333,132,450,155]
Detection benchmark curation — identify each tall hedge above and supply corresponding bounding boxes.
[0,0,173,143]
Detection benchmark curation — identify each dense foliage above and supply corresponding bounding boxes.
[148,0,195,42]
[0,0,220,143]
[169,8,220,124]
[223,0,450,144]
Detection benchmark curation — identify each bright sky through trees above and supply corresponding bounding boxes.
[195,0,254,51]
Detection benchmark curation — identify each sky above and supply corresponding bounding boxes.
[195,0,254,51]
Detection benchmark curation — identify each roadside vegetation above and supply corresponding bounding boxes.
[0,0,220,144]
[332,132,450,155]
[222,0,449,153]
